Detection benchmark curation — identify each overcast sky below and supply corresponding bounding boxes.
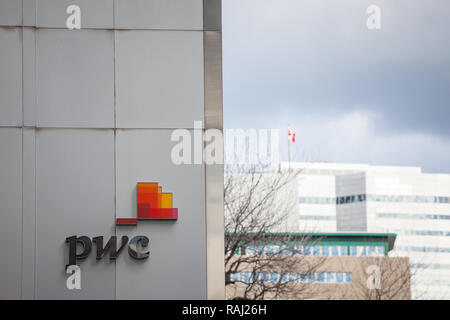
[222,0,450,173]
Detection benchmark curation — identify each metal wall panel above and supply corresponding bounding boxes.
[203,0,224,299]
[0,0,21,26]
[23,27,36,126]
[22,0,37,27]
[204,31,223,130]
[0,128,22,299]
[114,0,203,30]
[35,129,115,299]
[22,128,36,299]
[36,29,114,128]
[115,30,204,129]
[115,129,206,299]
[205,164,225,299]
[203,0,221,31]
[0,27,22,126]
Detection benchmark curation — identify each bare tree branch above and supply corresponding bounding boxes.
[224,165,326,300]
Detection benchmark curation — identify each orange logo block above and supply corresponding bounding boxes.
[116,183,178,225]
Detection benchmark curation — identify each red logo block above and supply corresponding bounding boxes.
[116,183,178,225]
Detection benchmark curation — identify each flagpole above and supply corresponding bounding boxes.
[288,127,291,171]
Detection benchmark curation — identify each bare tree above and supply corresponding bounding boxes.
[224,165,326,300]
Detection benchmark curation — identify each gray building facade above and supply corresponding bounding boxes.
[0,0,224,299]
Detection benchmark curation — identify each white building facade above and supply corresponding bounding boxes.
[292,162,450,299]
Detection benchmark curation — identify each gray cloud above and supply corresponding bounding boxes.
[223,0,450,172]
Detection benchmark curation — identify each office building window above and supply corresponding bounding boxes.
[377,212,450,221]
[313,245,321,256]
[289,273,297,282]
[301,194,450,205]
[298,273,307,283]
[317,273,325,283]
[239,244,385,257]
[270,272,278,283]
[303,245,311,256]
[255,245,263,255]
[345,273,352,283]
[293,245,302,256]
[299,215,336,221]
[228,272,353,284]
[327,272,335,283]
[331,246,339,256]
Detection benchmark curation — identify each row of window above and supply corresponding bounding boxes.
[367,195,450,204]
[240,245,385,257]
[411,263,450,270]
[299,215,336,221]
[395,246,450,253]
[299,197,336,204]
[377,213,450,221]
[299,195,450,205]
[301,212,450,223]
[349,245,385,256]
[387,228,450,237]
[227,272,352,284]
[411,279,450,287]
[337,194,367,204]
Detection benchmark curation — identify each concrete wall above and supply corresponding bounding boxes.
[0,0,224,299]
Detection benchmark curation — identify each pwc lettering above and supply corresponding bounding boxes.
[65,235,149,267]
[65,182,178,269]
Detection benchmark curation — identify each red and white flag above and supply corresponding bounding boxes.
[288,128,296,143]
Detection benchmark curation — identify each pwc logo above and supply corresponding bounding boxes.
[65,182,178,268]
[116,182,178,225]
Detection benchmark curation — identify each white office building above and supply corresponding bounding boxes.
[290,162,450,299]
